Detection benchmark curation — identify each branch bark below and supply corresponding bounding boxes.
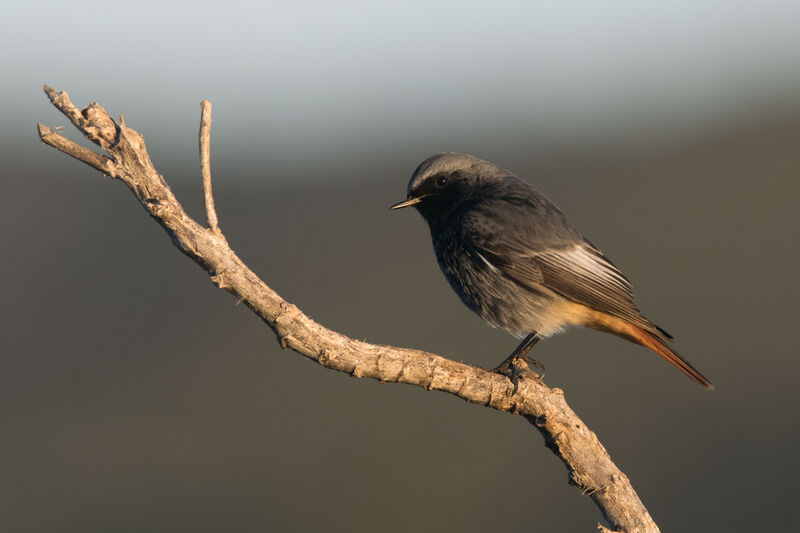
[38,85,659,533]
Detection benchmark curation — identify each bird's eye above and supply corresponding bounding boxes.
[435,175,448,188]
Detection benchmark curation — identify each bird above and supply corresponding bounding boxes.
[391,152,713,389]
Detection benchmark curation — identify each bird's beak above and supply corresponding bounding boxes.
[390,196,424,210]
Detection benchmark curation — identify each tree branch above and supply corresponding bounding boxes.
[38,124,117,176]
[199,99,220,233]
[37,85,659,533]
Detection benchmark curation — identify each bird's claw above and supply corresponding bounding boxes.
[493,356,542,393]
[520,355,545,375]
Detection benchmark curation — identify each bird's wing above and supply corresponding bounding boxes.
[463,199,669,339]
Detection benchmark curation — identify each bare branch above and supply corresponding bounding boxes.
[38,124,118,177]
[37,86,660,533]
[199,100,220,233]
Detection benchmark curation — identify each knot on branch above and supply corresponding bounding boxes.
[274,302,301,328]
[318,348,331,365]
[81,103,119,149]
[148,198,173,219]
[350,362,365,378]
[211,270,230,290]
[279,334,297,350]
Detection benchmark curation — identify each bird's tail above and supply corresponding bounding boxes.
[583,309,714,390]
[630,327,714,390]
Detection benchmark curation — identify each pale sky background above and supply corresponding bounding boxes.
[5,0,800,174]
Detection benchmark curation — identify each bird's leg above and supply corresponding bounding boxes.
[493,332,543,377]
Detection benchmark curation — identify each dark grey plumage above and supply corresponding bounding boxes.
[392,152,713,389]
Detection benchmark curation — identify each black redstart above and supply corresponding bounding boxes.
[391,152,712,389]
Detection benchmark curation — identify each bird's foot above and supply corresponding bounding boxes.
[493,355,543,393]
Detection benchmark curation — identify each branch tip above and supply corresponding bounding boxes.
[43,84,58,101]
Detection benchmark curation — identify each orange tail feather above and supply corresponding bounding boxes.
[581,307,714,390]
[631,328,714,390]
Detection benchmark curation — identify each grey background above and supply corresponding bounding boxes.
[3,2,800,531]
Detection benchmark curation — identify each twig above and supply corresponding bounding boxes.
[38,124,117,177]
[37,85,660,533]
[199,100,220,233]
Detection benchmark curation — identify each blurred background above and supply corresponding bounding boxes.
[3,1,800,531]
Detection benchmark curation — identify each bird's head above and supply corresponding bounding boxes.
[390,153,509,224]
